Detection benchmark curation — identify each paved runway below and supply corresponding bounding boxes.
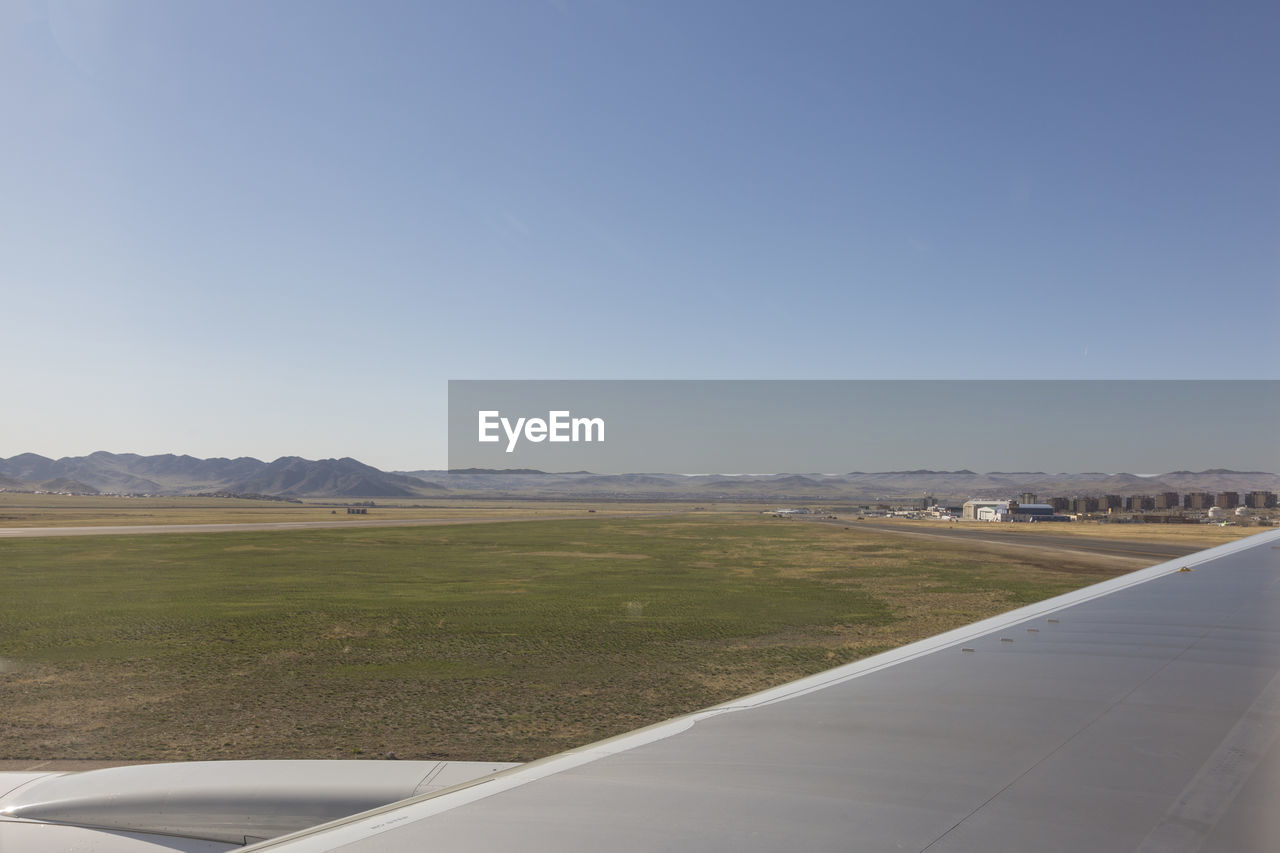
[0,512,675,539]
[1,514,1205,562]
[835,519,1200,561]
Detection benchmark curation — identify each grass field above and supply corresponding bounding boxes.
[0,515,1188,763]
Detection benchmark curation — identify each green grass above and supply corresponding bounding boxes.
[0,515,1128,762]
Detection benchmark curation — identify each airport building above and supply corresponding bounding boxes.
[961,499,1004,521]
[976,505,1006,522]
[1009,503,1062,521]
[962,500,1067,522]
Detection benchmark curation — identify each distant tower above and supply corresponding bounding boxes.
[1184,492,1215,510]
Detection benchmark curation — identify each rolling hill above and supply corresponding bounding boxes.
[1,453,1276,501]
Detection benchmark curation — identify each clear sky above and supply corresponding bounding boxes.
[4,1,1277,471]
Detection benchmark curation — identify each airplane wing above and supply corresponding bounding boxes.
[4,529,1277,851]
[0,760,517,851]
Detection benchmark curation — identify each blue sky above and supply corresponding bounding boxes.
[4,1,1277,470]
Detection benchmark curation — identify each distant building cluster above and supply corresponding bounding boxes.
[961,500,1069,522]
[957,490,1277,525]
[772,488,1278,528]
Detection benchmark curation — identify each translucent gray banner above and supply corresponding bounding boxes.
[447,380,1279,474]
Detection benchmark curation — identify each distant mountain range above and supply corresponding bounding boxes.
[0,452,442,499]
[0,453,1276,501]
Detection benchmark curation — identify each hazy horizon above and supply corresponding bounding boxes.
[3,449,1277,479]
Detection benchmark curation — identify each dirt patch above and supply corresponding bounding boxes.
[325,623,368,639]
[513,551,651,560]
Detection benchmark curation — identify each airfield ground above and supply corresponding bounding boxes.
[0,492,681,528]
[0,498,1260,765]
